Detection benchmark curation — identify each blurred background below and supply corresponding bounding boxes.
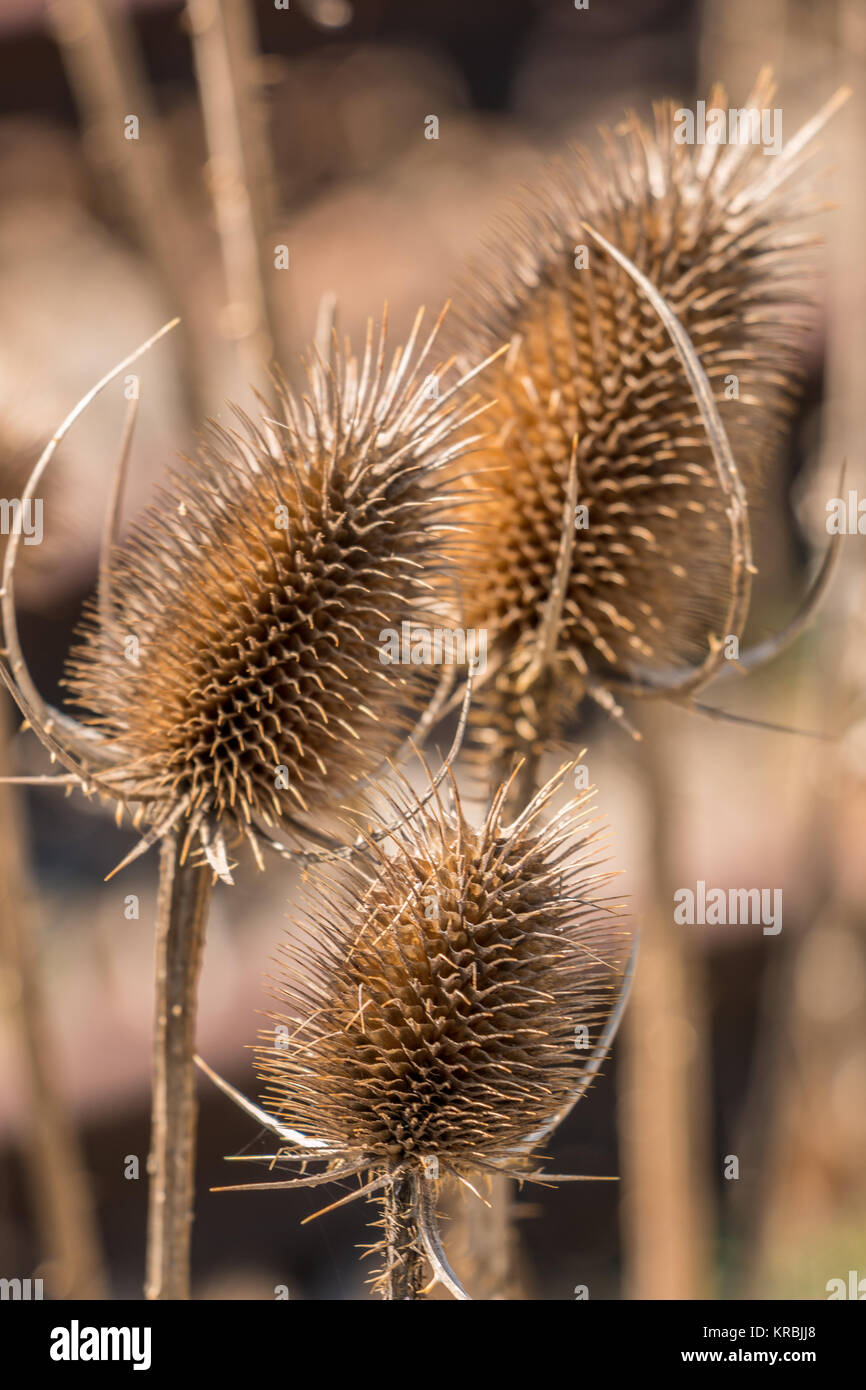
[0,0,864,1300]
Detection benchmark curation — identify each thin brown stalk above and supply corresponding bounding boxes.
[145,832,212,1300]
[446,1173,525,1301]
[618,711,715,1298]
[381,1174,425,1300]
[501,676,556,818]
[0,697,107,1298]
[48,0,211,425]
[187,0,290,381]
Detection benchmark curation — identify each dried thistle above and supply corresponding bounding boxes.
[1,309,492,883]
[201,762,632,1300]
[451,71,846,766]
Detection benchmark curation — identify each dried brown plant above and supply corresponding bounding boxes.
[2,309,492,883]
[200,761,632,1300]
[451,71,847,776]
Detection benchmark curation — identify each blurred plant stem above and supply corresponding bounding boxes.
[187,0,291,385]
[145,833,212,1300]
[0,696,107,1298]
[619,711,715,1298]
[445,1176,527,1301]
[48,0,211,426]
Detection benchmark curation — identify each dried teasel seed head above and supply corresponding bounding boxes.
[255,764,628,1176]
[63,309,488,867]
[452,71,844,723]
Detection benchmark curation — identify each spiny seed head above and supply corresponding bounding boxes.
[64,311,483,859]
[454,72,834,690]
[256,766,627,1174]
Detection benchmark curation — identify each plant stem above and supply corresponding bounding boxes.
[382,1174,425,1300]
[187,0,290,385]
[619,708,714,1298]
[145,832,212,1300]
[491,667,556,818]
[49,0,211,427]
[0,697,108,1299]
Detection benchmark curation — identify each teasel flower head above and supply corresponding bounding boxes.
[452,70,847,750]
[200,761,633,1299]
[0,312,494,880]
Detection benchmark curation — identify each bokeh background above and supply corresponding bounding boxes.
[0,0,864,1300]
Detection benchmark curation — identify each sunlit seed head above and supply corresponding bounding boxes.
[64,310,486,858]
[452,73,833,690]
[255,765,628,1172]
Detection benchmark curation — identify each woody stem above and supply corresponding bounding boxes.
[145,832,212,1300]
[382,1173,425,1300]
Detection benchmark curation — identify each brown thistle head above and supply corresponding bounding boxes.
[208,763,631,1298]
[451,71,846,747]
[49,309,489,876]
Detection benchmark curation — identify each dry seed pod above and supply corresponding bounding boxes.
[204,762,631,1299]
[452,71,846,753]
[1,311,492,879]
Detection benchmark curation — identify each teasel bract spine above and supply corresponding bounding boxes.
[202,761,632,1300]
[0,308,495,1298]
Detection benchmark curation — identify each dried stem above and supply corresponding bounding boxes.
[506,678,556,816]
[448,1174,524,1301]
[381,1173,425,1301]
[48,0,210,424]
[0,697,107,1298]
[619,710,714,1298]
[145,833,212,1300]
[187,0,290,382]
